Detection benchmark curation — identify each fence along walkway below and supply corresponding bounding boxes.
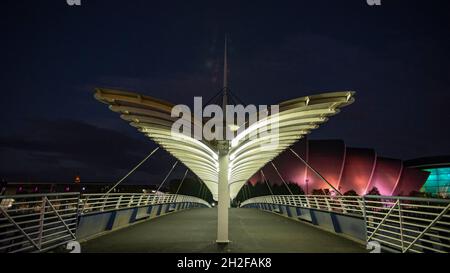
[79,193,210,215]
[0,193,79,253]
[241,194,450,253]
[0,192,210,253]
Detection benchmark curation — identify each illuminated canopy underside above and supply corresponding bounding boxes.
[94,88,355,200]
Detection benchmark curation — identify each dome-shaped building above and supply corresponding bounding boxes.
[249,138,430,196]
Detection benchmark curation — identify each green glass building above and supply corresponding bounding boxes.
[405,156,450,198]
[421,167,450,197]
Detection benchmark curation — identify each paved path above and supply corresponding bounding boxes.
[82,208,367,253]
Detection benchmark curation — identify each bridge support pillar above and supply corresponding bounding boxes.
[216,141,230,244]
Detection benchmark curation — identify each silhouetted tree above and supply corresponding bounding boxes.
[287,181,305,195]
[312,189,326,195]
[233,180,306,204]
[168,177,213,203]
[367,187,381,196]
[343,190,359,196]
[409,190,432,198]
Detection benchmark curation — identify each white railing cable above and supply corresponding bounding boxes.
[270,162,294,195]
[289,148,342,195]
[104,147,160,196]
[156,160,179,193]
[175,169,190,195]
[260,170,274,195]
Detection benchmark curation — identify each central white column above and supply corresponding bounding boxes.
[216,140,230,244]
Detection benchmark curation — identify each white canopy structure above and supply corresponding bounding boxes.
[94,89,355,200]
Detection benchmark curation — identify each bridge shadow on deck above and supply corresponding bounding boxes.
[81,208,367,253]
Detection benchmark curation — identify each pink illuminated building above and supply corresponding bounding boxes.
[249,139,429,196]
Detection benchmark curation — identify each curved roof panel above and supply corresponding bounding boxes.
[94,88,355,200]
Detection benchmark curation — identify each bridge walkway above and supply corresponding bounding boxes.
[81,208,367,253]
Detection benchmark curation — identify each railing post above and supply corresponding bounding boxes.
[82,195,89,213]
[116,195,122,209]
[357,198,364,214]
[314,196,319,209]
[37,196,46,250]
[128,195,135,207]
[362,195,368,242]
[325,196,331,211]
[151,194,156,205]
[398,198,404,252]
[101,195,108,211]
[340,198,347,214]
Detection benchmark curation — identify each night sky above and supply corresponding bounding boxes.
[1,0,449,184]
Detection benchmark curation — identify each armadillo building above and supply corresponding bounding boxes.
[248,138,431,196]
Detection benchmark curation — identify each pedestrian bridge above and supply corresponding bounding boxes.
[0,192,449,253]
[81,207,365,253]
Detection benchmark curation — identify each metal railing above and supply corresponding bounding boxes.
[241,195,364,217]
[0,193,79,253]
[241,194,450,253]
[0,192,210,253]
[79,193,211,215]
[365,195,450,253]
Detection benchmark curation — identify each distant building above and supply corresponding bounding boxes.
[1,182,167,196]
[249,138,430,196]
[405,156,450,198]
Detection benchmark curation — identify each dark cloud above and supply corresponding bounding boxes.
[0,119,176,183]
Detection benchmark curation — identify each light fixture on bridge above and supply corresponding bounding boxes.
[228,124,240,132]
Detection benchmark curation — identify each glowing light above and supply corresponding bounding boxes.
[228,124,240,132]
[95,88,355,199]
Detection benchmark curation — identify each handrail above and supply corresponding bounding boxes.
[241,194,450,253]
[79,193,211,215]
[0,192,80,199]
[0,193,80,253]
[1,192,210,253]
[241,195,365,216]
[365,195,450,203]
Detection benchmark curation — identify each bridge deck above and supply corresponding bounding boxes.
[81,208,367,253]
